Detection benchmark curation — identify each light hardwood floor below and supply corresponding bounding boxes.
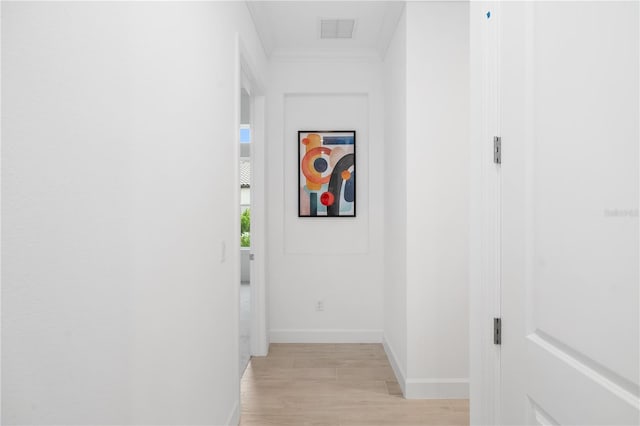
[240,343,469,426]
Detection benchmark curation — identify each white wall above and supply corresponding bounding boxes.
[266,56,385,343]
[2,2,266,424]
[405,1,470,398]
[382,11,408,390]
[381,1,470,399]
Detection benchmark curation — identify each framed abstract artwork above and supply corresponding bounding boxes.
[298,130,356,217]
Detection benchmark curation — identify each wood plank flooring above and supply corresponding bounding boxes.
[240,343,469,426]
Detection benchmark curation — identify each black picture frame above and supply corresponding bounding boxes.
[298,130,356,217]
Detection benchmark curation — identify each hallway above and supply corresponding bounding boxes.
[240,344,469,425]
[1,1,637,425]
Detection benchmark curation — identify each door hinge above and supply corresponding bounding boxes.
[494,317,502,345]
[493,136,501,164]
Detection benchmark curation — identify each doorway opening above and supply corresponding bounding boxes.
[237,38,268,386]
[239,88,252,374]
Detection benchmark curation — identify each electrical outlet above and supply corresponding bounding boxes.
[315,300,325,312]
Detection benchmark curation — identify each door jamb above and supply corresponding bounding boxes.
[469,2,502,424]
[236,34,269,366]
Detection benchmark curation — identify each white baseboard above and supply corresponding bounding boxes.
[404,378,469,399]
[225,400,239,426]
[269,329,382,343]
[382,337,469,399]
[382,336,407,396]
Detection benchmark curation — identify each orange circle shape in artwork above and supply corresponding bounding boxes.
[341,170,351,181]
[301,147,332,184]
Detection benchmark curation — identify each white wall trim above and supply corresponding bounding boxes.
[404,378,470,400]
[269,329,382,343]
[383,338,469,400]
[0,2,3,421]
[378,2,406,59]
[248,94,269,357]
[245,2,275,56]
[238,34,270,358]
[469,2,503,424]
[382,337,407,396]
[225,400,240,426]
[281,92,373,257]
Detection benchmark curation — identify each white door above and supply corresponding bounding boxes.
[500,2,639,425]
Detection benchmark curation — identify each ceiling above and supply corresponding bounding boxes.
[247,1,405,58]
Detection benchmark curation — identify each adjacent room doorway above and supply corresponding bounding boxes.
[239,88,252,374]
[237,39,268,385]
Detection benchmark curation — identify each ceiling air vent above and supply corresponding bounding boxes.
[320,19,355,39]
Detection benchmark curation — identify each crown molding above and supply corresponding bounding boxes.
[246,1,274,56]
[378,2,406,59]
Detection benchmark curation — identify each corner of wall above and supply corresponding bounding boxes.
[384,334,469,400]
[382,336,407,396]
[225,400,240,426]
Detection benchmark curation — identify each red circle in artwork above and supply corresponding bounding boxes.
[320,191,335,206]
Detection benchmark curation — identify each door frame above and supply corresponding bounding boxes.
[236,33,269,367]
[469,2,502,424]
